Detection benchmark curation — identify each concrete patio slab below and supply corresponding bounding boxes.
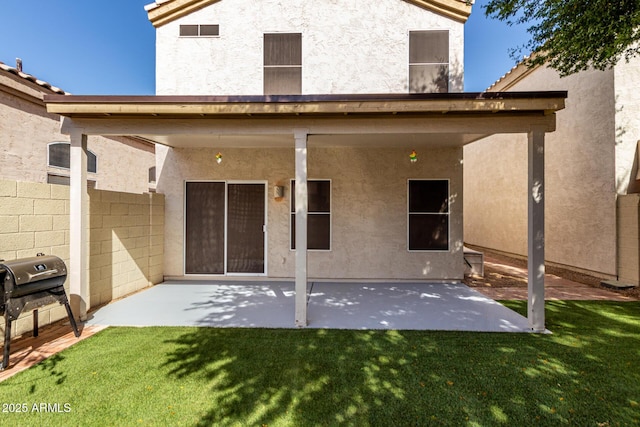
[86,281,532,332]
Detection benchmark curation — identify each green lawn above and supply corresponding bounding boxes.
[0,301,638,426]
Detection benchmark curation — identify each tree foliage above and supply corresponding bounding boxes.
[484,0,640,75]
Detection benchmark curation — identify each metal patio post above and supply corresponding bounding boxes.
[294,129,309,327]
[528,128,546,332]
[69,129,88,321]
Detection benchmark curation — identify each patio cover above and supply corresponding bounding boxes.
[45,91,567,332]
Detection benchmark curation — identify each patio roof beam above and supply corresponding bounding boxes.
[59,114,557,140]
[46,97,565,117]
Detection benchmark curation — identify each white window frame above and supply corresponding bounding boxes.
[290,179,332,252]
[408,30,450,94]
[263,32,302,95]
[47,142,98,174]
[183,180,268,277]
[179,24,220,37]
[407,179,450,252]
[47,173,96,188]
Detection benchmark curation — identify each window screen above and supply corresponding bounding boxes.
[48,143,97,173]
[49,143,70,169]
[47,174,70,186]
[87,151,97,173]
[180,25,199,36]
[409,30,449,93]
[408,180,449,251]
[180,24,219,37]
[47,174,96,188]
[290,180,331,250]
[199,25,219,36]
[264,33,302,95]
[185,182,225,274]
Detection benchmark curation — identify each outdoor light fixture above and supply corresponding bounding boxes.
[274,185,285,199]
[410,149,418,163]
[215,152,223,164]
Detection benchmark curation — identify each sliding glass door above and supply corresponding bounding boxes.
[185,182,266,275]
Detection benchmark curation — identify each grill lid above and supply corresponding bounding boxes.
[0,255,67,286]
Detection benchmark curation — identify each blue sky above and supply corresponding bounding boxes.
[0,0,531,94]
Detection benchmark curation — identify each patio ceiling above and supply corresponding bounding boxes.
[45,92,566,149]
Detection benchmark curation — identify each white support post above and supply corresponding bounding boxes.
[528,129,545,332]
[294,129,309,327]
[69,130,88,321]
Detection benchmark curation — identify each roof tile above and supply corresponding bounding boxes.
[0,60,68,95]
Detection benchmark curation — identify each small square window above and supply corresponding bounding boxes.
[264,68,302,96]
[179,24,219,37]
[47,174,70,186]
[47,174,96,189]
[179,25,199,37]
[199,25,219,36]
[409,31,449,64]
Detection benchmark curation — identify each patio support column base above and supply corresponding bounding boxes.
[528,128,545,332]
[294,129,309,327]
[70,129,88,321]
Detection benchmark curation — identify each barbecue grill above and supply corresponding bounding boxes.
[1,254,80,370]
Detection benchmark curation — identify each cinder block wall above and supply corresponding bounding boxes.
[0,180,71,337]
[88,188,164,305]
[0,179,164,338]
[617,194,640,285]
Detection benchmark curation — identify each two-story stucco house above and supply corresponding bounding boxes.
[150,0,469,282]
[44,0,566,331]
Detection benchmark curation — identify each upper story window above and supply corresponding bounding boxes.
[264,33,302,95]
[180,24,219,37]
[48,142,97,173]
[409,30,449,93]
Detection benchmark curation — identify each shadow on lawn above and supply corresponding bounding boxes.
[0,353,67,394]
[35,354,67,386]
[161,301,640,426]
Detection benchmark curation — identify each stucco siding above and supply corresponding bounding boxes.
[614,56,640,194]
[0,75,155,194]
[157,145,464,280]
[0,88,60,184]
[85,136,155,194]
[156,0,464,95]
[464,133,528,256]
[464,66,617,276]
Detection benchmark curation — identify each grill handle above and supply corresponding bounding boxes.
[27,269,59,280]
